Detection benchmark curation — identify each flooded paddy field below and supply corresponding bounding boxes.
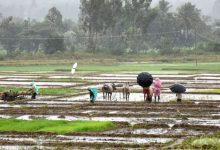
[0,72,219,149]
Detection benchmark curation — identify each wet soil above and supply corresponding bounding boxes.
[0,72,219,149]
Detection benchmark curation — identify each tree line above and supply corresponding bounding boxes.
[0,0,219,59]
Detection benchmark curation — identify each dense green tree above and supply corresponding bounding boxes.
[45,7,63,31]
[177,2,203,42]
[146,0,177,52]
[44,7,65,54]
[45,33,65,54]
[123,0,154,53]
[0,16,22,52]
[80,0,106,52]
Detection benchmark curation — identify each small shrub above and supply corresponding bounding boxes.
[0,49,7,60]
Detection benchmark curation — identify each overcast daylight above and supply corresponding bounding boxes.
[0,0,219,21]
[0,0,220,149]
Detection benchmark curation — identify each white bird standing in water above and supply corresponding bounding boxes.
[71,62,77,74]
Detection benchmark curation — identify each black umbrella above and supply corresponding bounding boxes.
[137,72,153,88]
[170,84,186,93]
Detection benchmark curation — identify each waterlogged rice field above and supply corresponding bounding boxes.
[0,71,220,149]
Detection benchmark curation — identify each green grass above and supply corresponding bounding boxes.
[178,132,220,149]
[0,62,220,73]
[79,62,220,73]
[0,87,26,93]
[38,78,91,83]
[0,119,116,134]
[0,87,82,95]
[191,138,220,148]
[39,88,82,95]
[193,89,220,94]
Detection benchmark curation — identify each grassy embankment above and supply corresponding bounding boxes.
[193,89,220,94]
[178,132,220,149]
[0,62,220,73]
[37,78,90,83]
[0,119,116,134]
[2,52,220,64]
[0,87,82,95]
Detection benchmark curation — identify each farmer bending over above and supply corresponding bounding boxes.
[29,82,39,99]
[143,87,153,102]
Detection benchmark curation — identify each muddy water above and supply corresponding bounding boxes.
[45,116,220,127]
[0,75,41,78]
[58,93,220,102]
[0,114,176,125]
[0,135,172,147]
[3,78,31,81]
[2,114,220,129]
[133,128,168,135]
[100,74,195,78]
[49,76,75,79]
[0,146,52,150]
[104,128,208,136]
[79,75,220,83]
[0,73,219,148]
[186,118,220,127]
[0,104,21,108]
[57,135,173,144]
[0,81,80,86]
[104,128,168,135]
[27,101,78,105]
[196,77,220,80]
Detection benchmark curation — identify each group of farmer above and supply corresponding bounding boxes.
[143,78,183,103]
[88,77,183,103]
[143,78,162,102]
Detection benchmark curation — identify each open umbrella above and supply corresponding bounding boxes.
[137,72,153,88]
[88,87,98,103]
[170,84,186,93]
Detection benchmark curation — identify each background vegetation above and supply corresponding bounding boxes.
[0,0,219,61]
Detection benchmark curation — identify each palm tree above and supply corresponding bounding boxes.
[177,2,202,41]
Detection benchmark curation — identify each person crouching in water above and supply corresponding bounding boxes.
[143,87,153,103]
[29,82,39,99]
[88,87,98,103]
[153,78,162,102]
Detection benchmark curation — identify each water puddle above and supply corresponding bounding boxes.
[58,93,220,102]
[0,75,41,79]
[211,113,220,116]
[187,118,220,127]
[100,74,194,78]
[1,114,220,128]
[57,135,173,144]
[133,128,168,135]
[0,81,80,86]
[196,77,220,80]
[0,115,12,119]
[27,101,76,105]
[0,146,51,150]
[3,78,31,81]
[0,104,21,108]
[49,76,74,79]
[16,115,32,120]
[168,128,209,136]
[0,137,36,143]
